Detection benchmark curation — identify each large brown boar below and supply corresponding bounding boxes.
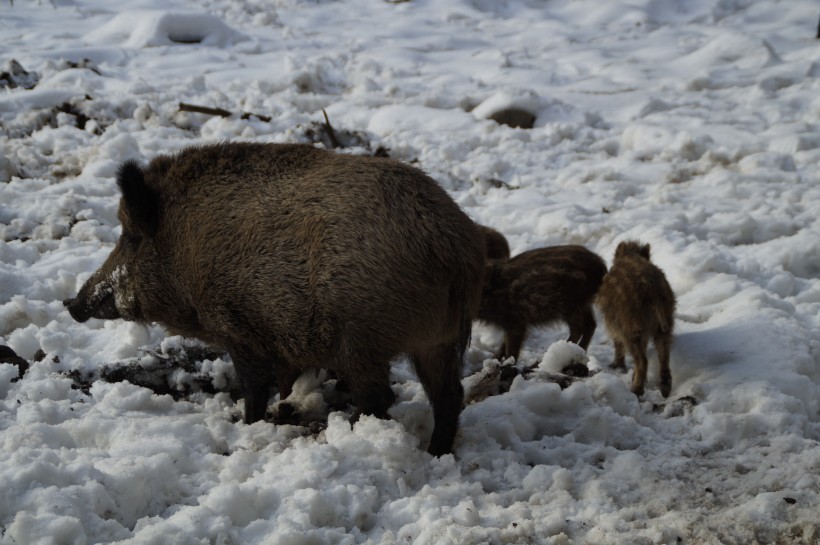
[64,142,485,456]
[596,240,676,397]
[476,245,607,360]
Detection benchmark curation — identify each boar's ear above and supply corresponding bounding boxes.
[639,243,651,259]
[117,160,159,235]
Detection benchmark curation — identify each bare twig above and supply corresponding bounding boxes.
[239,111,272,122]
[178,102,271,122]
[321,109,341,149]
[178,103,232,118]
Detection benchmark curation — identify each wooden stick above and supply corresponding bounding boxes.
[179,102,232,117]
[322,109,342,149]
[178,102,271,122]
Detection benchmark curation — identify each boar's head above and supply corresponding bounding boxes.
[64,160,161,323]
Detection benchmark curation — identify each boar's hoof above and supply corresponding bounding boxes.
[272,401,299,425]
[427,434,455,458]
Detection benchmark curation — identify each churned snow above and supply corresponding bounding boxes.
[2,0,819,543]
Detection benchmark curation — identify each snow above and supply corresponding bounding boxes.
[85,10,248,48]
[2,0,820,543]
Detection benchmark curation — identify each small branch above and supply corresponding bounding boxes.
[178,102,271,122]
[240,111,272,122]
[322,109,341,149]
[179,102,232,118]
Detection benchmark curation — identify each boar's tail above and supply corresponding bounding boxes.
[448,276,480,365]
[655,306,674,334]
[454,301,472,365]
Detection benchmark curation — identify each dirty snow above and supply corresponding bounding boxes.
[2,0,820,544]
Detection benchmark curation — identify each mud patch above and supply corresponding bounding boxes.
[62,342,239,400]
[652,395,698,417]
[298,111,390,157]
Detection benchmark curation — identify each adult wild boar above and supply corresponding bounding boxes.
[64,142,485,456]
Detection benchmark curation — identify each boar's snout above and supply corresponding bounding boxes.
[63,297,90,323]
[63,283,121,323]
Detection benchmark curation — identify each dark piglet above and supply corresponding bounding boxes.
[477,245,607,360]
[64,142,485,456]
[596,240,676,397]
[476,224,510,261]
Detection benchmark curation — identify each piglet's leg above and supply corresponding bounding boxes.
[655,333,673,398]
[611,339,627,371]
[626,336,650,397]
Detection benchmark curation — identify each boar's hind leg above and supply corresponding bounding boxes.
[411,338,467,457]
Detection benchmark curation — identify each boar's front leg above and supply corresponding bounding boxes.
[626,335,650,397]
[229,347,278,424]
[275,363,302,402]
[341,348,396,420]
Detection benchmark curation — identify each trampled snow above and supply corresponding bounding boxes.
[1,0,819,543]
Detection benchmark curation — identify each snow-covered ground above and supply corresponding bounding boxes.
[2,0,820,543]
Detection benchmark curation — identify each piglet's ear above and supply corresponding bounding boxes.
[117,160,159,235]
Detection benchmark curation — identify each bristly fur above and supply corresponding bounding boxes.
[615,239,650,260]
[596,240,676,397]
[477,245,607,360]
[67,142,486,457]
